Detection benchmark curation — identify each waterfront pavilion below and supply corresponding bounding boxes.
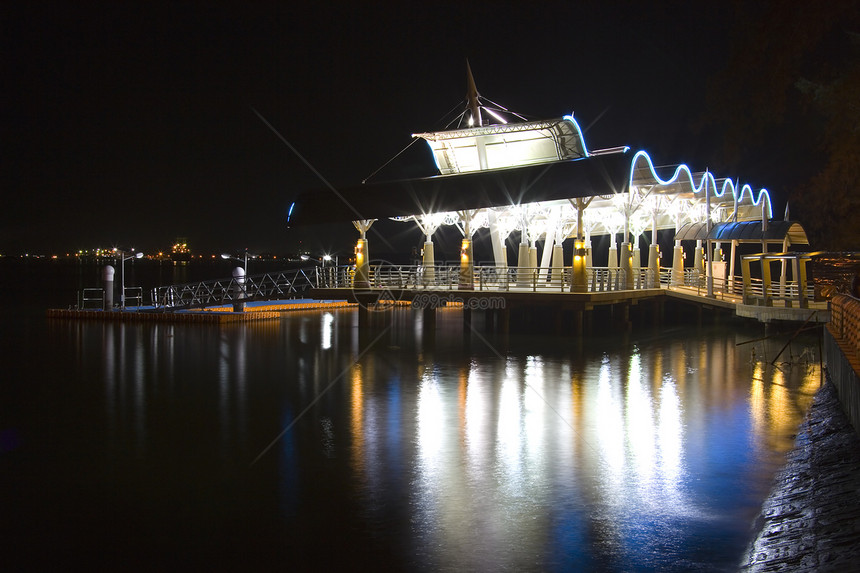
[291,75,807,295]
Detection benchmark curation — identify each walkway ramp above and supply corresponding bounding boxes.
[151,267,319,311]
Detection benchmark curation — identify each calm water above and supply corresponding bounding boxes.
[0,262,821,570]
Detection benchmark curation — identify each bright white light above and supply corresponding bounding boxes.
[416,117,587,175]
[497,369,522,480]
[418,375,445,466]
[321,312,333,350]
[484,107,508,124]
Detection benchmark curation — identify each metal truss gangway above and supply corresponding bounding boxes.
[151,267,325,311]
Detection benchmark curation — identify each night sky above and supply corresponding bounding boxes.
[5,1,786,257]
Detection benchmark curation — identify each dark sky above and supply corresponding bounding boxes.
[4,1,755,256]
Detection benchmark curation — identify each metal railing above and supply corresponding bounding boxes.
[123,287,143,309]
[151,267,319,310]
[80,288,105,309]
[319,264,658,293]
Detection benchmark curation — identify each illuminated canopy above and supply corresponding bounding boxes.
[675,220,809,244]
[414,116,587,175]
[288,73,786,250]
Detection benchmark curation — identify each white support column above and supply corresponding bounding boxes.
[585,230,593,269]
[632,234,641,270]
[457,210,477,290]
[649,209,659,288]
[539,233,554,282]
[609,235,619,269]
[551,243,565,286]
[779,237,790,297]
[694,239,704,282]
[415,215,441,286]
[671,208,684,286]
[422,242,435,285]
[671,244,684,286]
[705,171,714,298]
[729,239,738,292]
[488,210,506,270]
[517,241,530,286]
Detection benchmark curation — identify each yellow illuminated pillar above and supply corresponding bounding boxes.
[354,238,369,288]
[459,238,473,290]
[352,219,375,289]
[571,239,587,293]
[620,241,633,289]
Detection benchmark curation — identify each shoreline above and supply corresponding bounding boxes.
[741,379,860,571]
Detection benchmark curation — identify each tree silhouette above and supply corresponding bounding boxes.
[702,1,860,249]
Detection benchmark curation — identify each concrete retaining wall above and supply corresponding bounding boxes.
[825,296,860,436]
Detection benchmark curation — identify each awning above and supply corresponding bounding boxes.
[288,153,631,226]
[674,220,809,244]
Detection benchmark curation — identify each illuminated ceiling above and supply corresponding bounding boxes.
[413,117,587,175]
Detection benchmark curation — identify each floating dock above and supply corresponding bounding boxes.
[47,299,356,324]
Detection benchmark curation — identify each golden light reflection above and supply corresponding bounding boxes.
[769,367,792,446]
[350,363,365,474]
[571,372,583,462]
[750,362,766,440]
[800,364,821,399]
[458,366,468,450]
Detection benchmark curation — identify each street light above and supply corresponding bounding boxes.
[118,250,144,309]
[301,254,336,267]
[302,254,338,287]
[221,252,249,274]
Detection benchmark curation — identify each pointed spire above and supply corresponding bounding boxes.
[466,59,481,127]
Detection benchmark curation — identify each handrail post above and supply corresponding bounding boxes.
[760,255,773,307]
[796,256,809,309]
[741,257,753,305]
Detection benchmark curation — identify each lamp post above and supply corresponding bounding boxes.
[119,250,144,309]
[302,254,336,286]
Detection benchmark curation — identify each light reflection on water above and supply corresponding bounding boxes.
[25,308,821,570]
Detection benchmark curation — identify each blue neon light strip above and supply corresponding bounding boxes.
[562,115,590,157]
[628,150,773,218]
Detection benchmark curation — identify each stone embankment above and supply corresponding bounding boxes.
[741,380,860,572]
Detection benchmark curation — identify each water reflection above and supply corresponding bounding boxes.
[53,310,820,571]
